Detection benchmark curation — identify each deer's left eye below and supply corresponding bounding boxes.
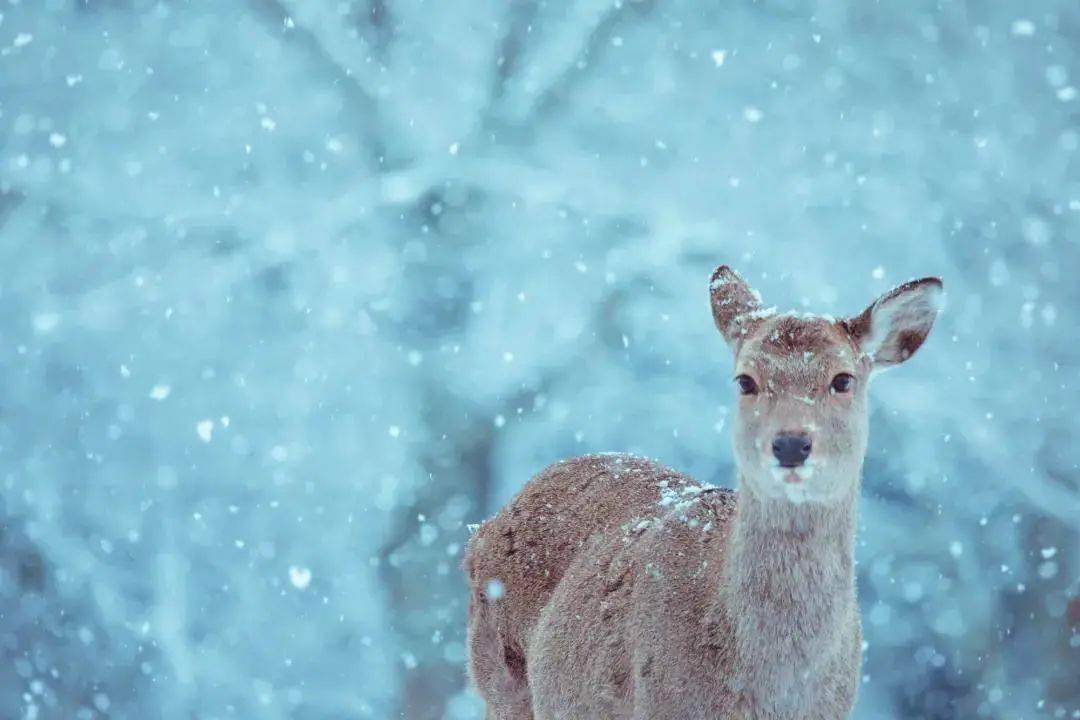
[830,373,855,393]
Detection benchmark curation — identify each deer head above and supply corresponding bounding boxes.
[710,266,944,506]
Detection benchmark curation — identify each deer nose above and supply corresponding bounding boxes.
[772,433,812,467]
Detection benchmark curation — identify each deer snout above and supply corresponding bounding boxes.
[772,432,812,468]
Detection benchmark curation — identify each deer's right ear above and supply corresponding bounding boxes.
[709,265,762,346]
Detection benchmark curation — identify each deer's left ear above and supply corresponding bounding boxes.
[845,278,944,368]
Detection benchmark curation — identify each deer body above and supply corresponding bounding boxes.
[466,267,943,719]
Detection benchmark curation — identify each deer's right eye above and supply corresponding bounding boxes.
[735,375,759,396]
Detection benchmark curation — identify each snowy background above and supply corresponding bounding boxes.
[1,0,1078,718]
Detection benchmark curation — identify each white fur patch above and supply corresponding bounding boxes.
[766,461,827,505]
[783,483,809,504]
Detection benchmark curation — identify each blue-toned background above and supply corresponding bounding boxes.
[2,1,1078,718]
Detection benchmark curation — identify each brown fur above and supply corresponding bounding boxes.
[465,266,943,719]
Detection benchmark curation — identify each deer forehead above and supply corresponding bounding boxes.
[736,315,859,387]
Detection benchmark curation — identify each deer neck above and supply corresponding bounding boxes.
[715,474,859,710]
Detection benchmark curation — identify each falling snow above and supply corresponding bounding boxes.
[0,2,1077,720]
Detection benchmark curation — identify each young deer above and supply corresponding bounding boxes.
[465,266,943,719]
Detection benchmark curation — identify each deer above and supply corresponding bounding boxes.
[464,265,944,719]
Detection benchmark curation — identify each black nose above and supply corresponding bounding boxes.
[772,433,812,467]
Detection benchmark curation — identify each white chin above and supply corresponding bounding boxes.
[765,466,819,505]
[783,482,809,505]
